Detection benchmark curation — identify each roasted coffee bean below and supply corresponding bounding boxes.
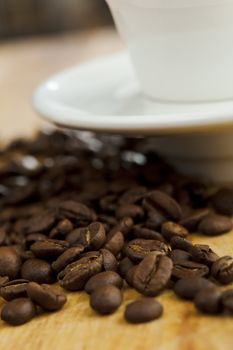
[99,194,118,213]
[179,208,210,232]
[189,244,219,266]
[172,260,209,280]
[0,247,22,279]
[170,236,193,252]
[115,204,144,221]
[58,249,117,291]
[125,266,137,287]
[194,287,223,314]
[0,276,9,287]
[133,252,173,296]
[144,190,182,221]
[145,209,166,230]
[58,200,96,222]
[52,246,84,273]
[25,209,56,234]
[169,249,191,264]
[104,231,124,256]
[66,222,106,251]
[198,214,232,236]
[1,298,36,326]
[26,282,67,311]
[111,217,134,237]
[174,277,215,300]
[85,271,123,294]
[31,239,69,259]
[0,279,28,301]
[90,285,122,315]
[124,298,163,324]
[21,258,55,284]
[211,256,233,284]
[133,225,164,241]
[19,250,35,261]
[49,218,73,238]
[118,257,134,278]
[161,221,189,241]
[125,239,169,263]
[221,289,233,313]
[26,233,47,248]
[118,186,147,205]
[211,188,233,216]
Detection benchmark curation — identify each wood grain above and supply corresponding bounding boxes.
[0,29,233,350]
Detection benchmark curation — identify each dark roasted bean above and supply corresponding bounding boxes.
[67,222,106,250]
[125,238,169,263]
[132,252,173,296]
[1,298,36,325]
[170,236,193,252]
[31,239,69,259]
[124,298,163,324]
[115,204,144,221]
[26,282,67,311]
[104,231,124,256]
[194,287,223,314]
[144,190,182,221]
[119,187,147,205]
[172,260,209,280]
[198,214,232,236]
[0,247,22,279]
[21,258,55,284]
[58,200,96,222]
[26,233,47,248]
[85,271,123,294]
[179,208,210,232]
[49,218,73,238]
[144,209,166,230]
[111,217,134,237]
[189,244,219,266]
[0,279,28,301]
[221,289,233,313]
[0,276,9,287]
[169,249,191,264]
[90,285,122,315]
[211,188,233,216]
[133,225,164,241]
[52,246,84,273]
[161,221,189,241]
[211,256,233,284]
[118,257,134,278]
[174,277,215,300]
[125,266,137,287]
[25,209,56,234]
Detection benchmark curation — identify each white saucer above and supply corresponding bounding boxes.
[33,52,233,135]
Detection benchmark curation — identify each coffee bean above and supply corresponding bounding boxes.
[0,247,22,279]
[116,204,144,221]
[52,246,84,273]
[118,257,134,278]
[161,221,189,241]
[194,287,223,314]
[25,209,56,234]
[133,252,173,296]
[58,249,117,291]
[0,279,28,301]
[144,209,166,230]
[30,239,69,259]
[172,260,209,280]
[211,188,233,216]
[211,256,233,284]
[85,271,123,294]
[124,298,163,324]
[21,258,55,284]
[26,233,47,248]
[144,190,182,221]
[170,236,193,252]
[104,231,124,256]
[49,218,73,239]
[189,244,219,266]
[26,282,67,311]
[221,289,233,313]
[174,277,215,300]
[198,214,232,236]
[59,200,96,222]
[125,238,169,263]
[118,186,147,205]
[90,285,122,315]
[133,225,165,241]
[0,276,9,287]
[125,266,137,287]
[169,249,191,264]
[1,298,36,325]
[113,217,134,236]
[179,208,210,232]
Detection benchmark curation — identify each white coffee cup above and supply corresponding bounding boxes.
[106,0,233,102]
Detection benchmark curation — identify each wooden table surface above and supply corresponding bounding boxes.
[1,28,233,350]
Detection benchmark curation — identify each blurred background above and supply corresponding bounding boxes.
[0,0,113,39]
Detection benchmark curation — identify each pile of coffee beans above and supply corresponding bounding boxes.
[0,129,233,326]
